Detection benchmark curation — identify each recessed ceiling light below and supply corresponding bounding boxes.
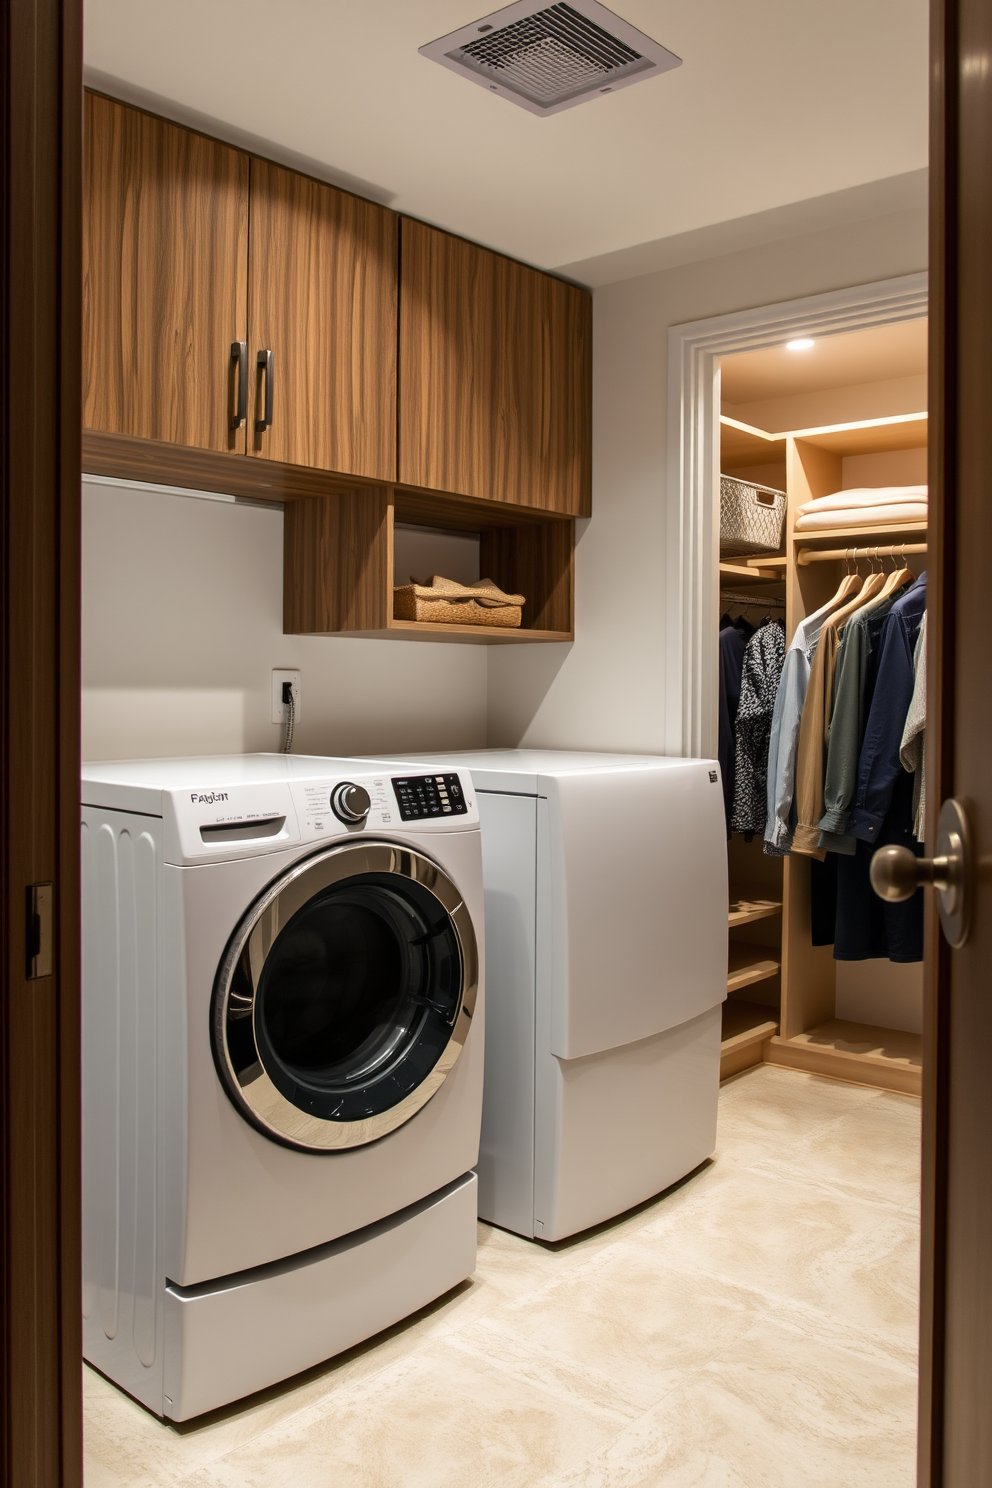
[786,338,815,352]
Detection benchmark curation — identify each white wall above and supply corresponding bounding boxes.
[487,203,928,750]
[81,480,488,762]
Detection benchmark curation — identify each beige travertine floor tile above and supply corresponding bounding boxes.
[714,1066,884,1168]
[450,1244,765,1415]
[628,1164,919,1357]
[752,1089,921,1212]
[534,1314,917,1488]
[174,1338,630,1488]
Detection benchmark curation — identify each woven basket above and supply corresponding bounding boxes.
[393,575,524,629]
[720,475,787,557]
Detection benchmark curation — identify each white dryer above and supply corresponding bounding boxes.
[81,754,484,1420]
[375,750,727,1242]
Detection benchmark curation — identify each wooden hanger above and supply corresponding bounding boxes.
[826,568,863,609]
[874,544,914,602]
[824,549,887,630]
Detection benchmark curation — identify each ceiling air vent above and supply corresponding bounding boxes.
[420,0,681,117]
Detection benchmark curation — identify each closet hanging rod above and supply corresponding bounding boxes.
[721,591,785,609]
[797,541,928,567]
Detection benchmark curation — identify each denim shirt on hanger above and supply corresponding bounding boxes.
[847,573,928,845]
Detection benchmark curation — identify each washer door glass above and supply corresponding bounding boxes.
[212,842,478,1151]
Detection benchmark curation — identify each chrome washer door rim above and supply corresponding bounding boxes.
[212,840,478,1151]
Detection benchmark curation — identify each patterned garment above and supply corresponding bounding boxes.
[731,621,787,835]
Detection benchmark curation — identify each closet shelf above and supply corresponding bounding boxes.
[728,898,782,928]
[720,999,780,1080]
[791,520,927,547]
[727,943,780,993]
[719,561,783,584]
[766,1020,922,1097]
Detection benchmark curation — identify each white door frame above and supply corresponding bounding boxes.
[665,270,928,759]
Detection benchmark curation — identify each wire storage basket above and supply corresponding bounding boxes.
[720,475,787,557]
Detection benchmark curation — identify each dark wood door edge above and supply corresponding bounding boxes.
[919,0,955,1483]
[2,0,84,1483]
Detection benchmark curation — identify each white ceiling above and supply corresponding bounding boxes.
[721,319,929,404]
[83,0,929,276]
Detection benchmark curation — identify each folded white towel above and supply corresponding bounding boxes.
[797,484,927,516]
[794,502,928,532]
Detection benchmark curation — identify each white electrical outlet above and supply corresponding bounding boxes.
[271,670,301,725]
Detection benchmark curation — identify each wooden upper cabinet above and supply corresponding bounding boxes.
[399,219,592,516]
[83,91,249,452]
[248,159,398,481]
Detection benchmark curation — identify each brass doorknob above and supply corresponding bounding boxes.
[869,798,972,949]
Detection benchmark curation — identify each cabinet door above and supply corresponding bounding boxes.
[83,92,249,452]
[248,160,397,481]
[399,219,591,516]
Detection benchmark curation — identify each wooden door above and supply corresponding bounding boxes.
[399,218,591,515]
[247,158,397,481]
[83,92,249,453]
[2,0,83,1482]
[920,0,992,1481]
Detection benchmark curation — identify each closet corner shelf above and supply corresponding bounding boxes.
[719,561,783,584]
[728,898,782,928]
[727,943,780,993]
[766,1019,922,1097]
[720,999,780,1080]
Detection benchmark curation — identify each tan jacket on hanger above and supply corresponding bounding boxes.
[791,577,886,858]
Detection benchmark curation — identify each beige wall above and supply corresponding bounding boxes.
[487,204,928,750]
[81,480,488,762]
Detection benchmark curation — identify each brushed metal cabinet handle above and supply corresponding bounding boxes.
[256,348,273,432]
[231,341,247,429]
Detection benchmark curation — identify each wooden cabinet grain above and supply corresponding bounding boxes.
[83,92,249,453]
[399,219,592,516]
[247,159,397,481]
[82,92,590,644]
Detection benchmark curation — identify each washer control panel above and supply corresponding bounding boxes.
[392,773,467,821]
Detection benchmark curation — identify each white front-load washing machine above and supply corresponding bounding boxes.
[81,754,484,1420]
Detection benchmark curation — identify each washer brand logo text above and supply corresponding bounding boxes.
[191,791,229,805]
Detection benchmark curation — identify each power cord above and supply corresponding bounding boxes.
[281,680,295,754]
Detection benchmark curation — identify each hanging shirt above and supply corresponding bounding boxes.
[899,610,928,842]
[718,623,747,831]
[790,576,892,858]
[731,622,786,835]
[848,574,928,845]
[764,597,846,856]
[817,581,911,853]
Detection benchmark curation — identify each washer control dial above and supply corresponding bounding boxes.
[330,782,371,825]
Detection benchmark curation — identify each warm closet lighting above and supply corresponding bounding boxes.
[786,338,815,351]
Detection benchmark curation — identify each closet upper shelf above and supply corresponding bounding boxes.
[721,411,927,460]
[720,418,787,467]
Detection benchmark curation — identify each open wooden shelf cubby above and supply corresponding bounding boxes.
[284,486,574,643]
[719,412,927,1093]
